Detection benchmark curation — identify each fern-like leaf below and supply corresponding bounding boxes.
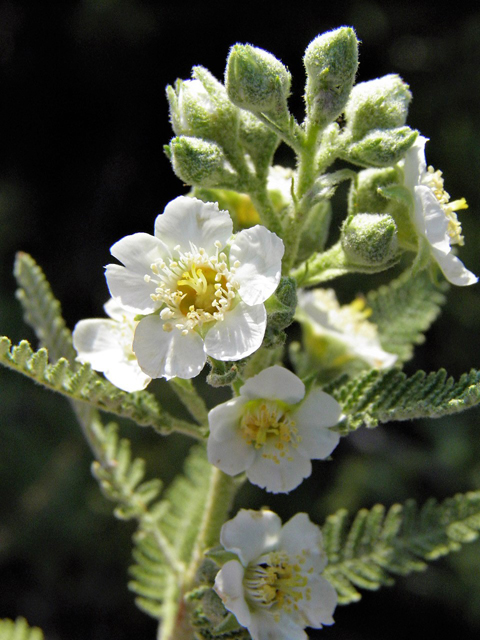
[129,446,213,612]
[0,337,203,438]
[322,491,480,604]
[14,251,77,363]
[129,446,235,639]
[367,269,447,363]
[0,618,44,640]
[325,367,480,433]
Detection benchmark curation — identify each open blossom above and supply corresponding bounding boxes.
[403,135,477,286]
[207,366,342,493]
[214,509,337,640]
[105,196,284,380]
[296,288,397,371]
[72,298,151,392]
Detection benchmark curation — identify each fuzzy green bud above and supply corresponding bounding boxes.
[344,74,412,140]
[349,167,403,215]
[167,67,239,151]
[225,44,291,121]
[344,127,418,167]
[304,27,359,128]
[350,168,418,250]
[341,213,398,266]
[166,136,236,188]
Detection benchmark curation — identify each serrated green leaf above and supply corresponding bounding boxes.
[325,367,480,433]
[0,618,44,640]
[323,491,480,604]
[367,268,447,362]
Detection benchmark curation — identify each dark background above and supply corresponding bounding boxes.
[1,1,480,638]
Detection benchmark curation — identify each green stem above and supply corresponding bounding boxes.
[250,185,284,238]
[282,124,321,271]
[167,467,238,640]
[291,242,348,287]
[185,467,237,587]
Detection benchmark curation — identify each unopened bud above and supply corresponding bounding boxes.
[167,136,236,188]
[343,127,418,167]
[225,44,291,121]
[304,27,359,128]
[341,213,398,266]
[167,67,238,150]
[344,74,412,140]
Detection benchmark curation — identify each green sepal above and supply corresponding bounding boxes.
[205,546,239,567]
[344,74,412,141]
[167,136,240,189]
[342,127,418,167]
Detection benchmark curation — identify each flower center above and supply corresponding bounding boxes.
[177,266,228,316]
[423,166,467,246]
[145,242,240,335]
[244,550,310,615]
[240,400,300,462]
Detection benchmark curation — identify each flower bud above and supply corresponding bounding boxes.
[167,67,239,150]
[343,127,418,167]
[350,168,418,250]
[166,136,237,188]
[304,27,359,128]
[349,167,402,215]
[344,74,412,140]
[341,213,398,266]
[225,44,291,121]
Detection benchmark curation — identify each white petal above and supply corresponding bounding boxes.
[208,397,250,442]
[230,226,284,305]
[414,186,450,251]
[349,337,398,369]
[220,509,281,565]
[278,513,326,568]
[403,135,428,192]
[294,389,342,429]
[207,433,256,476]
[299,575,337,627]
[104,361,152,392]
[110,232,169,272]
[204,301,266,361]
[133,315,206,379]
[105,264,157,313]
[293,390,342,459]
[240,365,305,404]
[431,247,478,286]
[246,447,312,494]
[154,196,233,253]
[249,610,307,640]
[73,318,123,371]
[214,560,251,628]
[207,398,255,475]
[103,297,137,321]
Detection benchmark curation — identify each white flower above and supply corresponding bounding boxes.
[296,288,397,370]
[105,196,284,380]
[72,298,151,392]
[214,509,337,640]
[207,365,341,493]
[403,135,477,286]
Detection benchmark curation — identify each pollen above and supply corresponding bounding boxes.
[240,400,300,460]
[146,242,240,334]
[244,550,309,613]
[423,166,466,246]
